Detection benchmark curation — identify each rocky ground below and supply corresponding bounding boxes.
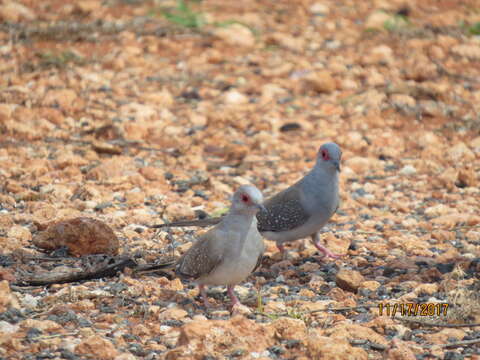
[1,0,480,359]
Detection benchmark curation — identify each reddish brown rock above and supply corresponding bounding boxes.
[19,319,62,332]
[266,32,304,52]
[213,24,255,48]
[267,317,307,341]
[86,157,137,181]
[0,267,16,282]
[75,335,119,360]
[307,330,368,359]
[325,324,389,347]
[423,328,466,344]
[303,71,337,93]
[0,280,19,312]
[32,217,119,256]
[158,307,189,321]
[42,89,80,112]
[359,280,381,292]
[139,166,165,181]
[387,339,417,360]
[335,269,365,293]
[457,166,476,188]
[175,315,274,358]
[0,1,35,22]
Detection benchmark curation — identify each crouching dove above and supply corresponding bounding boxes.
[141,185,265,308]
[152,142,343,259]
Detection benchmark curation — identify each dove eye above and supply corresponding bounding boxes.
[241,194,250,203]
[321,149,329,160]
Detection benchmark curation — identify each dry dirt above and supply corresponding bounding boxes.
[1,0,480,359]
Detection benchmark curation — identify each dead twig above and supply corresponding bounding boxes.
[255,304,376,318]
[30,332,79,341]
[14,256,137,286]
[399,318,480,328]
[431,59,480,83]
[0,18,192,43]
[441,338,480,348]
[308,304,376,314]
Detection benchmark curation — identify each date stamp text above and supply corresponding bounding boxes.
[378,303,449,317]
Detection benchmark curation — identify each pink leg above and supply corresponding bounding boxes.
[227,285,241,307]
[311,233,342,259]
[199,284,210,308]
[276,243,285,253]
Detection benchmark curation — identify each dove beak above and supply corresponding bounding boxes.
[334,160,341,172]
[256,203,267,212]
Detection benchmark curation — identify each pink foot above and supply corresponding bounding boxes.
[314,242,343,259]
[199,284,211,308]
[276,243,290,260]
[276,243,285,253]
[227,285,241,307]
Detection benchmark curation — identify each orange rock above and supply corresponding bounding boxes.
[124,191,145,205]
[0,1,35,22]
[387,339,417,360]
[266,32,304,52]
[164,203,195,221]
[37,107,64,126]
[323,233,350,255]
[158,307,188,321]
[325,323,389,347]
[139,166,165,181]
[344,157,373,175]
[448,142,475,163]
[335,269,365,293]
[75,335,119,360]
[0,280,19,312]
[457,166,476,187]
[359,280,381,292]
[303,71,337,93]
[423,328,465,344]
[32,217,119,256]
[327,287,349,302]
[0,267,15,282]
[42,89,80,112]
[307,330,368,359]
[7,225,31,243]
[176,315,274,357]
[213,24,256,48]
[130,324,151,337]
[20,319,62,332]
[267,317,307,341]
[86,157,136,181]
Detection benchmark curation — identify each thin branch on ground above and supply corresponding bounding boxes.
[399,318,480,328]
[441,338,480,348]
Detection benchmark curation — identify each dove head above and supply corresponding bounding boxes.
[317,142,342,172]
[231,185,265,214]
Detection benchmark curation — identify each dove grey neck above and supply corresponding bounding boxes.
[215,212,256,256]
[299,159,339,215]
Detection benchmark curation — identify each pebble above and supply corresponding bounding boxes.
[223,89,249,105]
[309,2,329,15]
[213,24,256,48]
[399,165,417,176]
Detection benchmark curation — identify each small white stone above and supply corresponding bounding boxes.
[223,89,249,105]
[309,3,329,15]
[21,294,38,309]
[0,320,19,334]
[399,165,417,176]
[213,23,255,48]
[159,325,172,333]
[84,200,97,209]
[251,351,270,358]
[234,285,250,298]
